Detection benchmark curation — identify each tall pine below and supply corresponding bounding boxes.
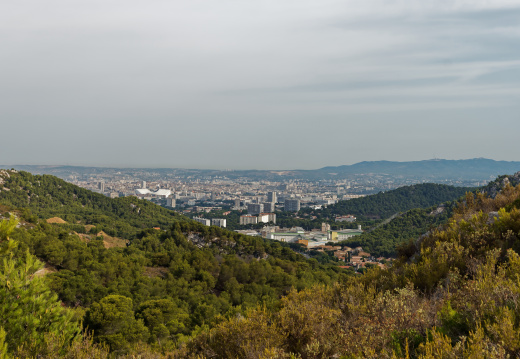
[0,215,80,356]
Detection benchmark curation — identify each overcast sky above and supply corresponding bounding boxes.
[1,0,519,169]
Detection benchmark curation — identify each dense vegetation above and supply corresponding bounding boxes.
[0,170,349,356]
[197,183,470,233]
[481,172,520,198]
[174,181,520,358]
[4,169,520,358]
[338,203,456,257]
[0,170,185,239]
[318,183,472,220]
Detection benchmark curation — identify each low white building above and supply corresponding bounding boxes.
[135,188,172,197]
[240,215,258,225]
[266,232,302,243]
[335,215,356,222]
[258,213,276,224]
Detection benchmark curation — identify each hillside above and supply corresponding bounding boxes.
[6,158,520,182]
[319,158,520,180]
[174,179,520,358]
[0,170,349,356]
[4,169,520,358]
[338,204,455,257]
[0,169,186,239]
[318,183,472,220]
[481,171,520,198]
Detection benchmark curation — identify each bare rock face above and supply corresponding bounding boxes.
[487,211,500,224]
[482,172,520,198]
[0,169,15,190]
[0,169,10,185]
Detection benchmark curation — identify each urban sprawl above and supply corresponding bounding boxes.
[57,169,474,271]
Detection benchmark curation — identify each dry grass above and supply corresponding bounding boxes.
[74,232,92,243]
[34,264,58,277]
[143,266,170,278]
[46,217,67,224]
[96,231,128,248]
[0,204,12,213]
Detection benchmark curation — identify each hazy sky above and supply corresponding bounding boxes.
[1,0,520,169]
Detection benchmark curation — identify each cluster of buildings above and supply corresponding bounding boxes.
[85,178,372,239]
[80,174,372,215]
[265,225,363,246]
[235,194,300,213]
[313,245,388,270]
[59,165,482,214]
[238,192,278,225]
[233,222,389,270]
[128,185,310,215]
[48,170,400,270]
[235,222,363,247]
[239,213,277,225]
[193,217,227,228]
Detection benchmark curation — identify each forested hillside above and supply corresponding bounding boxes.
[339,204,456,257]
[4,169,520,358]
[0,169,185,239]
[319,183,471,220]
[175,179,520,358]
[0,170,348,356]
[481,171,520,198]
[337,174,517,258]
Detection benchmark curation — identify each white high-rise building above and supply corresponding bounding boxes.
[194,217,211,226]
[211,218,227,228]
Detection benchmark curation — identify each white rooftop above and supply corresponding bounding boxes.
[135,188,172,197]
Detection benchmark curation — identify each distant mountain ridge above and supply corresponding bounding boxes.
[2,158,520,182]
[318,158,520,179]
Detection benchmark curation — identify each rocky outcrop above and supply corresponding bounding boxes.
[482,172,520,198]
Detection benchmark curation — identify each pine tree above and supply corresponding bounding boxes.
[0,216,81,356]
[0,327,8,359]
[0,215,17,257]
[86,294,149,353]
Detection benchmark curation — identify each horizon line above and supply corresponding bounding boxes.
[2,157,519,172]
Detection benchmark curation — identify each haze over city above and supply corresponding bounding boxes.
[2,0,520,169]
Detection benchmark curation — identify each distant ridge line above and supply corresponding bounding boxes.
[3,158,520,182]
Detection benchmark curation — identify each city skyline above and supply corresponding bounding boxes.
[2,1,520,169]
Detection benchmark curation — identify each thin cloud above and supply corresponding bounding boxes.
[1,0,520,168]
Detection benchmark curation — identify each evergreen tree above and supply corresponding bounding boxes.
[0,216,80,356]
[0,327,7,359]
[86,294,149,353]
[0,215,17,257]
